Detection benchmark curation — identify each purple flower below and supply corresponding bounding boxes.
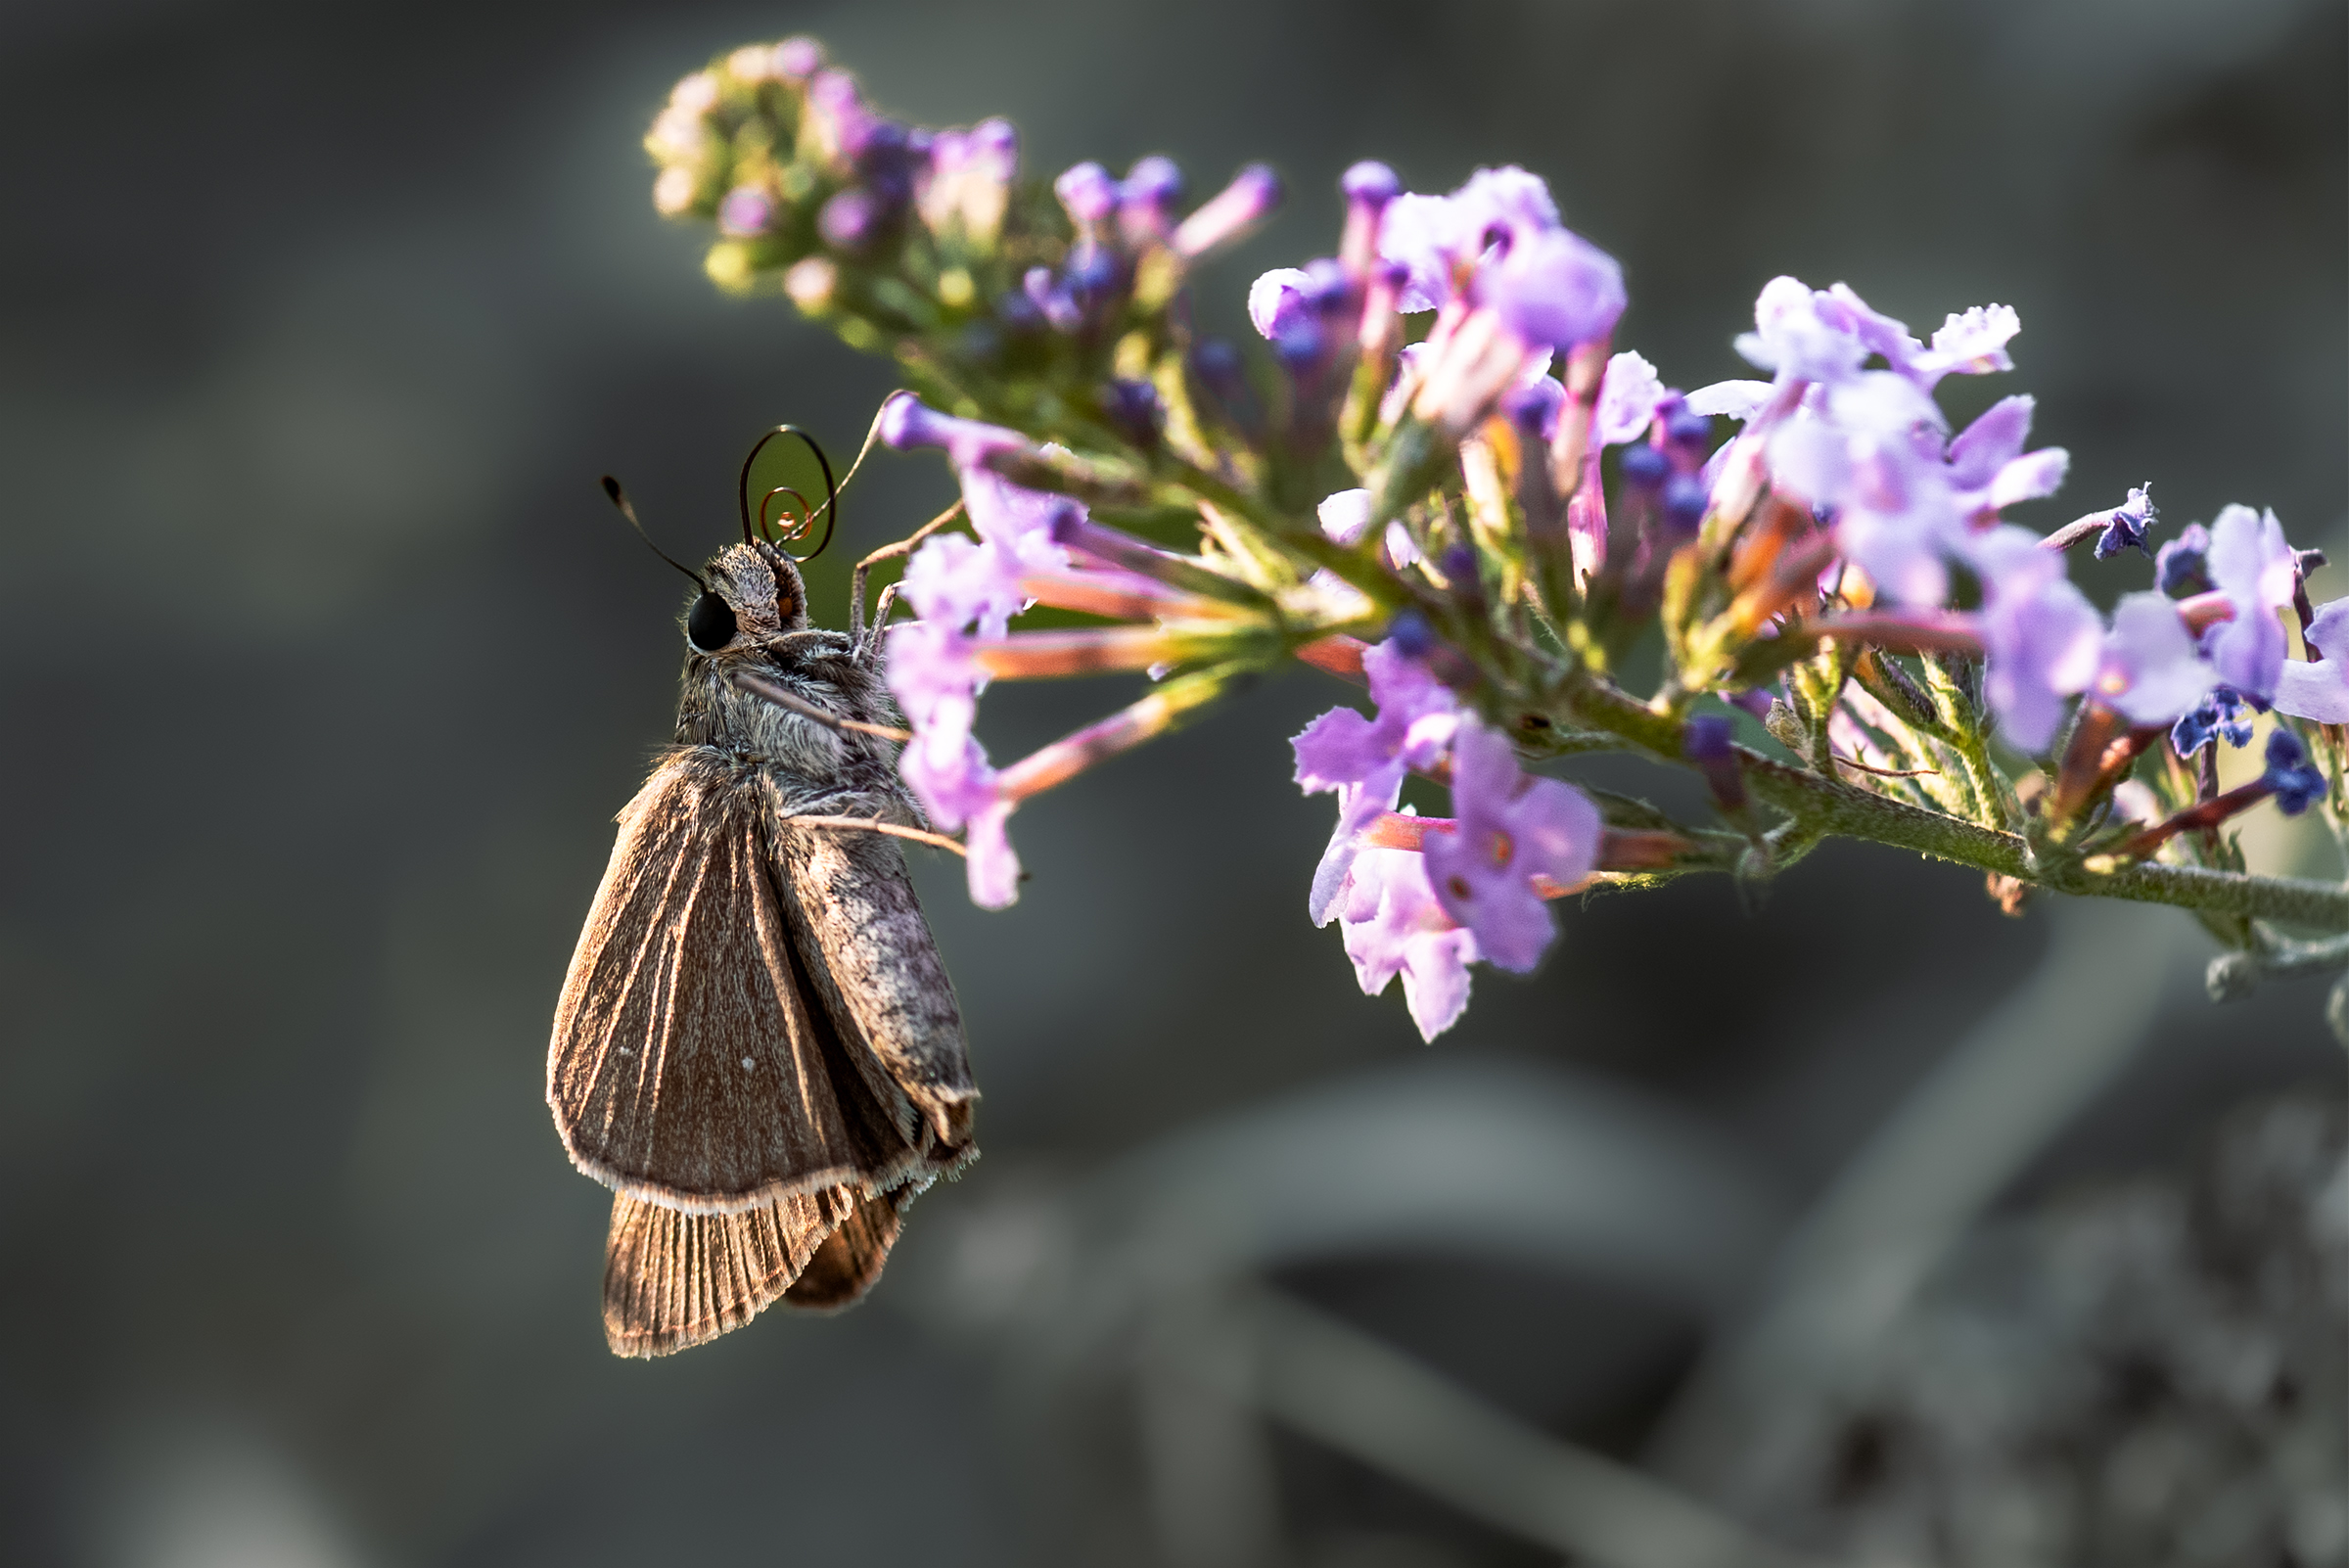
[1336,847,1479,1041]
[818,187,887,252]
[1907,304,2022,388]
[773,36,824,81]
[2096,591,2217,726]
[898,467,1073,639]
[1466,225,1626,353]
[1772,371,1956,603]
[1375,165,1610,338]
[2156,522,2212,596]
[960,795,1022,908]
[1592,350,1667,447]
[2201,504,2297,701]
[1171,163,1281,259]
[2172,686,2256,757]
[1943,394,2069,519]
[884,620,982,748]
[1054,161,1120,230]
[1340,160,1401,270]
[1735,278,2018,395]
[2262,729,2327,817]
[1119,156,1183,242]
[716,186,774,237]
[1248,266,1314,339]
[1420,722,1601,972]
[1293,640,1461,921]
[879,392,1028,470]
[1736,276,1876,384]
[1684,379,1774,422]
[900,531,1019,639]
[2275,598,2349,724]
[892,723,1021,909]
[2079,484,2159,560]
[1963,526,2101,752]
[1293,640,1460,795]
[1317,487,1419,570]
[916,118,1018,242]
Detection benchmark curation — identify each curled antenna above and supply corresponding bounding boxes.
[758,484,815,545]
[600,476,709,592]
[736,425,840,563]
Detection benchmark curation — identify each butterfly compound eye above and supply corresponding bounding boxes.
[686,592,737,652]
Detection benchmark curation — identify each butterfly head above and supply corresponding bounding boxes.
[685,542,810,653]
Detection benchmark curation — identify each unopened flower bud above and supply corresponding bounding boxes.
[784,255,839,313]
[1340,160,1401,274]
[1054,161,1120,230]
[2262,729,2326,815]
[728,44,779,81]
[1119,155,1183,244]
[1102,378,1161,449]
[773,36,825,80]
[879,392,1029,469]
[1620,443,1670,491]
[819,187,886,253]
[1662,474,1709,536]
[652,166,699,215]
[717,186,775,237]
[1172,163,1282,258]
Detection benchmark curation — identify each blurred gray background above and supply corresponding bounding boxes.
[1,0,2342,1564]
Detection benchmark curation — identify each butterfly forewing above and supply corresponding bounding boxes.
[551,751,882,1211]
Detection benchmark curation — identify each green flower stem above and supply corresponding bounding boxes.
[1553,674,2349,932]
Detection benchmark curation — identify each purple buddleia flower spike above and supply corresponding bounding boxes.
[2262,729,2327,816]
[2201,504,2297,701]
[1421,720,1601,972]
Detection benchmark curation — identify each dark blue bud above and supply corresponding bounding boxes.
[1662,475,1709,535]
[2262,728,2327,815]
[1387,609,1436,660]
[1684,714,1734,761]
[2170,685,2255,758]
[1665,408,1713,455]
[1342,161,1401,207]
[1620,443,1670,491]
[1102,378,1161,447]
[2156,524,2212,597]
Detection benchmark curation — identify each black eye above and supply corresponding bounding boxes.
[687,593,737,651]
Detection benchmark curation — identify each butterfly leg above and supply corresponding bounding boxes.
[849,499,964,658]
